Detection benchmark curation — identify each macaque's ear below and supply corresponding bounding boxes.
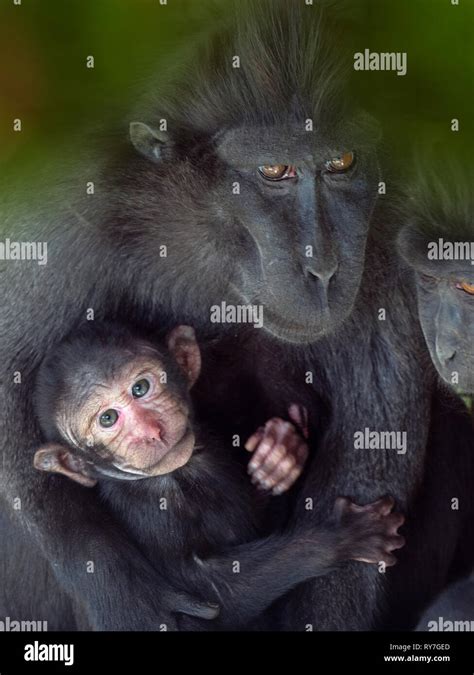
[129,122,169,162]
[34,444,97,488]
[167,325,202,388]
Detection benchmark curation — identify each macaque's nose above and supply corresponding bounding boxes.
[136,409,162,441]
[144,423,161,442]
[435,336,457,365]
[304,259,338,287]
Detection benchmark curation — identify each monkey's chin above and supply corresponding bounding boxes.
[145,428,196,476]
[108,429,196,480]
[260,311,331,345]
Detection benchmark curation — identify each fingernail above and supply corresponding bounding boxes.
[248,462,258,472]
[272,486,284,496]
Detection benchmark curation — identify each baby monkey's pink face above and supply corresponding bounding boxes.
[34,326,201,486]
[68,356,194,476]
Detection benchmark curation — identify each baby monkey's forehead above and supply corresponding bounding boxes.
[110,353,165,382]
[83,354,165,399]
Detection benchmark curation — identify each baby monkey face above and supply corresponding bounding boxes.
[35,325,201,484]
[69,356,195,476]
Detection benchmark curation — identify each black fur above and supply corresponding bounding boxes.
[0,0,472,631]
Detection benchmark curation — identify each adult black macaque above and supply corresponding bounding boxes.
[397,151,474,631]
[0,0,473,631]
[397,155,474,393]
[32,322,404,630]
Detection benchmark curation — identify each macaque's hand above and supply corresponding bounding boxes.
[334,496,405,567]
[244,404,309,495]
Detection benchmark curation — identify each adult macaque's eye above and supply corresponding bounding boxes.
[325,152,355,173]
[457,281,474,295]
[132,378,150,398]
[99,409,119,428]
[258,164,297,181]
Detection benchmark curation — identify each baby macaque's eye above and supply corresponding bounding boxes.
[132,378,150,398]
[99,409,119,428]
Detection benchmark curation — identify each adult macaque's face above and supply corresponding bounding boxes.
[416,268,474,392]
[128,114,381,344]
[398,227,474,392]
[211,120,380,342]
[61,357,195,476]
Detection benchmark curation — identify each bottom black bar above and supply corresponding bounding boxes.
[0,632,472,674]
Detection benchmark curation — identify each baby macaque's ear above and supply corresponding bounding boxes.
[167,325,201,388]
[34,444,97,488]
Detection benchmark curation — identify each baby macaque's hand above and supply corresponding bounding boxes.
[334,496,405,567]
[244,405,309,495]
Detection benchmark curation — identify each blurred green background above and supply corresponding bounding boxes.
[0,0,222,176]
[1,0,473,175]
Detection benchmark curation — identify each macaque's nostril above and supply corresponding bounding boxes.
[304,262,338,285]
[442,352,456,365]
[436,341,456,365]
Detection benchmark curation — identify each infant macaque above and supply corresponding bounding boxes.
[33,323,405,629]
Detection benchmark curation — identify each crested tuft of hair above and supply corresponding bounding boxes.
[399,140,474,240]
[149,0,361,134]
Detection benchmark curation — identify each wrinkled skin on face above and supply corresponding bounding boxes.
[34,325,200,486]
[398,227,474,392]
[126,114,381,344]
[63,357,195,476]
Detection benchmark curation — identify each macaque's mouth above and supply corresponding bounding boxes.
[113,426,196,477]
[148,426,196,475]
[261,309,328,344]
